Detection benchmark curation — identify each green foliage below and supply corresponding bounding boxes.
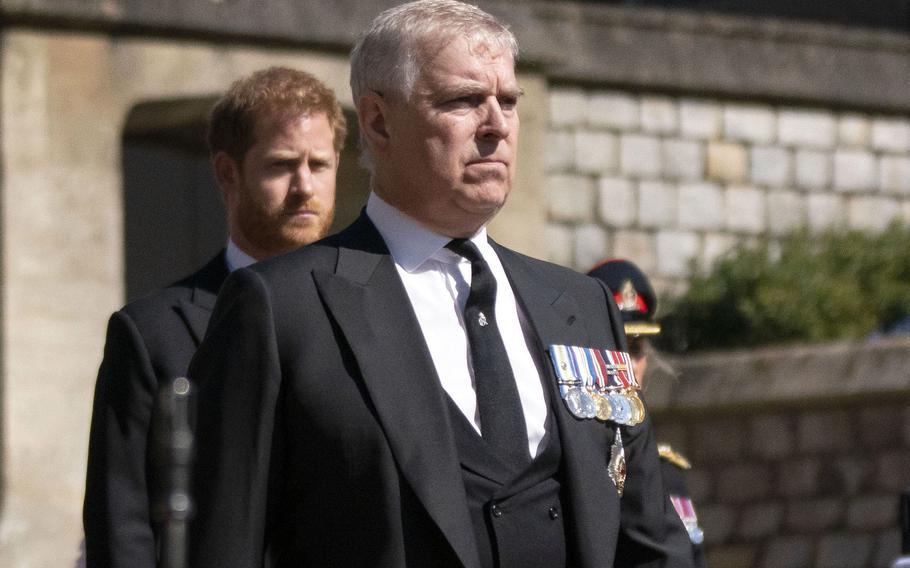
[657,221,910,352]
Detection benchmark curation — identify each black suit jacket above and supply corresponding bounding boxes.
[188,215,692,567]
[84,252,229,567]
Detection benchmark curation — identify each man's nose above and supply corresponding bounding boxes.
[478,98,510,139]
[291,164,315,196]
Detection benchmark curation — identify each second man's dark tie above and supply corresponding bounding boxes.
[447,238,531,470]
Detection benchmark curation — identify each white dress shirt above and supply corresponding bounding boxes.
[225,238,257,272]
[366,192,548,458]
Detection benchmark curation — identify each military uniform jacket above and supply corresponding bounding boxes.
[83,252,228,567]
[188,215,693,568]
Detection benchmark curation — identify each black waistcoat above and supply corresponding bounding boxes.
[445,397,567,568]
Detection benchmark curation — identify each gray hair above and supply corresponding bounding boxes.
[350,0,519,170]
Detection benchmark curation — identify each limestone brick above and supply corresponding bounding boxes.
[687,469,712,503]
[545,129,575,172]
[760,536,813,568]
[877,530,903,568]
[573,130,617,175]
[620,134,662,178]
[816,534,873,568]
[750,146,792,188]
[778,109,836,149]
[724,104,775,144]
[799,410,851,453]
[871,117,910,153]
[725,185,766,235]
[588,91,640,131]
[678,182,724,230]
[847,495,898,530]
[693,419,745,462]
[598,176,636,227]
[545,224,574,267]
[547,174,596,222]
[574,224,609,272]
[750,414,793,459]
[880,156,910,195]
[637,181,677,229]
[847,195,901,232]
[807,193,846,231]
[612,230,657,273]
[766,190,805,235]
[779,458,820,497]
[877,451,910,492]
[836,456,873,495]
[717,463,773,503]
[859,405,903,449]
[699,504,737,543]
[707,141,747,183]
[786,499,844,532]
[833,149,878,192]
[662,138,704,180]
[656,230,700,277]
[838,114,871,147]
[640,96,677,134]
[738,503,783,539]
[703,233,737,269]
[549,88,588,127]
[680,98,722,140]
[794,149,832,190]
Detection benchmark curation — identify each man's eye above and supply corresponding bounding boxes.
[447,95,483,107]
[499,96,518,111]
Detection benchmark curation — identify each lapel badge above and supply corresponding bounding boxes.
[477,312,488,327]
[608,428,626,497]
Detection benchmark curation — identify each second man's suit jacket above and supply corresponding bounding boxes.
[188,215,692,568]
[84,252,228,567]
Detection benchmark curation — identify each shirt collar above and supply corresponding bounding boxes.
[225,238,258,272]
[365,192,488,272]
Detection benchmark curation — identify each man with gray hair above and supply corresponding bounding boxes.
[188,2,693,566]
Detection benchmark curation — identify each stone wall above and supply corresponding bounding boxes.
[647,337,910,567]
[544,87,910,292]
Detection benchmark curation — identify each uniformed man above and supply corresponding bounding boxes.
[588,258,707,568]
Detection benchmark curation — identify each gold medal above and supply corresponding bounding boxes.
[627,391,646,426]
[594,393,613,422]
[608,428,626,496]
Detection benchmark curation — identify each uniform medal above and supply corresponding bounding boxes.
[608,428,626,496]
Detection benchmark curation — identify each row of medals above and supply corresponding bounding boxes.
[561,383,645,426]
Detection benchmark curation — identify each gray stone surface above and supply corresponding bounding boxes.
[597,176,636,227]
[692,419,745,462]
[573,223,608,272]
[549,88,587,128]
[839,114,871,147]
[807,193,846,230]
[545,129,575,172]
[859,405,903,449]
[680,99,721,140]
[816,533,873,568]
[779,459,820,498]
[640,96,677,134]
[846,495,898,530]
[573,130,617,175]
[750,414,793,459]
[547,174,596,222]
[724,105,775,144]
[738,503,784,539]
[678,182,724,230]
[848,196,901,231]
[871,117,910,153]
[877,451,910,492]
[545,223,574,268]
[588,91,639,131]
[620,134,662,178]
[761,536,814,568]
[701,232,736,268]
[707,141,747,184]
[794,149,832,190]
[655,230,699,277]
[637,181,677,229]
[786,498,845,532]
[662,138,704,181]
[880,156,910,195]
[612,230,656,273]
[725,185,766,234]
[876,529,902,568]
[799,410,852,453]
[833,149,878,192]
[699,504,737,543]
[766,190,805,235]
[778,110,836,149]
[750,146,792,188]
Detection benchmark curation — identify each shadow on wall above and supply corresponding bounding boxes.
[121,100,368,302]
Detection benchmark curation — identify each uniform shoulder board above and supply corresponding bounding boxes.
[657,443,692,470]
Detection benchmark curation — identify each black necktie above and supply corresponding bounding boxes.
[447,238,531,469]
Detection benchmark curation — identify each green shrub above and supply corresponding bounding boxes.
[657,221,910,352]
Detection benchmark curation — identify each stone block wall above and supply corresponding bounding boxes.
[648,337,910,567]
[545,88,910,291]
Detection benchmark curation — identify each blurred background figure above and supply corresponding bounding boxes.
[589,258,707,568]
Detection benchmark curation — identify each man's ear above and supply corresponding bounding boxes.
[212,151,240,201]
[358,92,391,152]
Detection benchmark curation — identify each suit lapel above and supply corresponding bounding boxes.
[176,252,229,346]
[495,245,621,568]
[313,216,481,568]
